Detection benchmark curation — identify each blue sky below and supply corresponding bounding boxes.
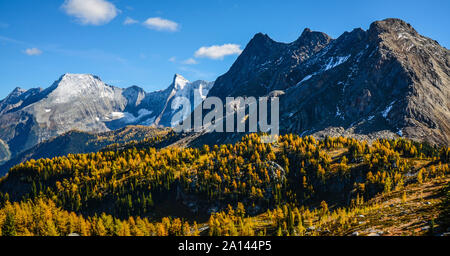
[0,0,449,98]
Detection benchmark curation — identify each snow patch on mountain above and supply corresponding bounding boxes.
[49,74,117,104]
[108,112,125,120]
[168,76,214,127]
[323,55,351,71]
[382,101,395,118]
[300,74,313,83]
[295,55,352,87]
[335,106,344,119]
[173,74,189,90]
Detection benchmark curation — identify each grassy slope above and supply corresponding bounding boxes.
[0,134,448,236]
[201,146,449,236]
[328,178,448,236]
[226,176,449,236]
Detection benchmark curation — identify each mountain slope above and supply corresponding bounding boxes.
[193,18,449,146]
[208,29,332,99]
[281,18,449,145]
[0,126,172,176]
[153,74,214,127]
[0,74,129,159]
[0,133,448,235]
[0,74,212,165]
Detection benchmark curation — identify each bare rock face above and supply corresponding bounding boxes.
[199,18,450,146]
[0,18,447,170]
[281,18,449,145]
[0,73,125,158]
[369,19,450,144]
[0,73,213,163]
[208,29,332,99]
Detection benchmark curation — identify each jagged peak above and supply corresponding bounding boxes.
[125,85,145,92]
[2,87,27,102]
[123,85,146,101]
[301,28,312,36]
[173,73,187,81]
[231,33,284,63]
[10,87,26,96]
[123,85,146,107]
[369,18,417,37]
[51,74,108,92]
[372,18,413,28]
[12,86,25,92]
[298,27,330,38]
[252,32,273,41]
[172,74,190,90]
[294,28,332,45]
[59,73,102,82]
[335,27,366,43]
[43,73,114,104]
[247,33,278,48]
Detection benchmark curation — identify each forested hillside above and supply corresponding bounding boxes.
[0,134,448,236]
[0,126,174,176]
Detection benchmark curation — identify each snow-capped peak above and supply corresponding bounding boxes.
[49,74,116,104]
[59,73,103,84]
[7,87,27,98]
[172,74,189,90]
[12,86,26,94]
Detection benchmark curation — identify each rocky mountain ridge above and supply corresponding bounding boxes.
[0,18,448,175]
[0,73,213,164]
[201,18,449,146]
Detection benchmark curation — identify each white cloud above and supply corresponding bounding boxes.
[61,0,119,25]
[194,44,243,60]
[143,17,179,32]
[124,17,138,25]
[182,58,198,65]
[168,57,177,62]
[24,48,42,56]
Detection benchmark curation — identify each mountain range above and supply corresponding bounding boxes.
[0,73,213,166]
[0,18,448,176]
[198,18,450,146]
